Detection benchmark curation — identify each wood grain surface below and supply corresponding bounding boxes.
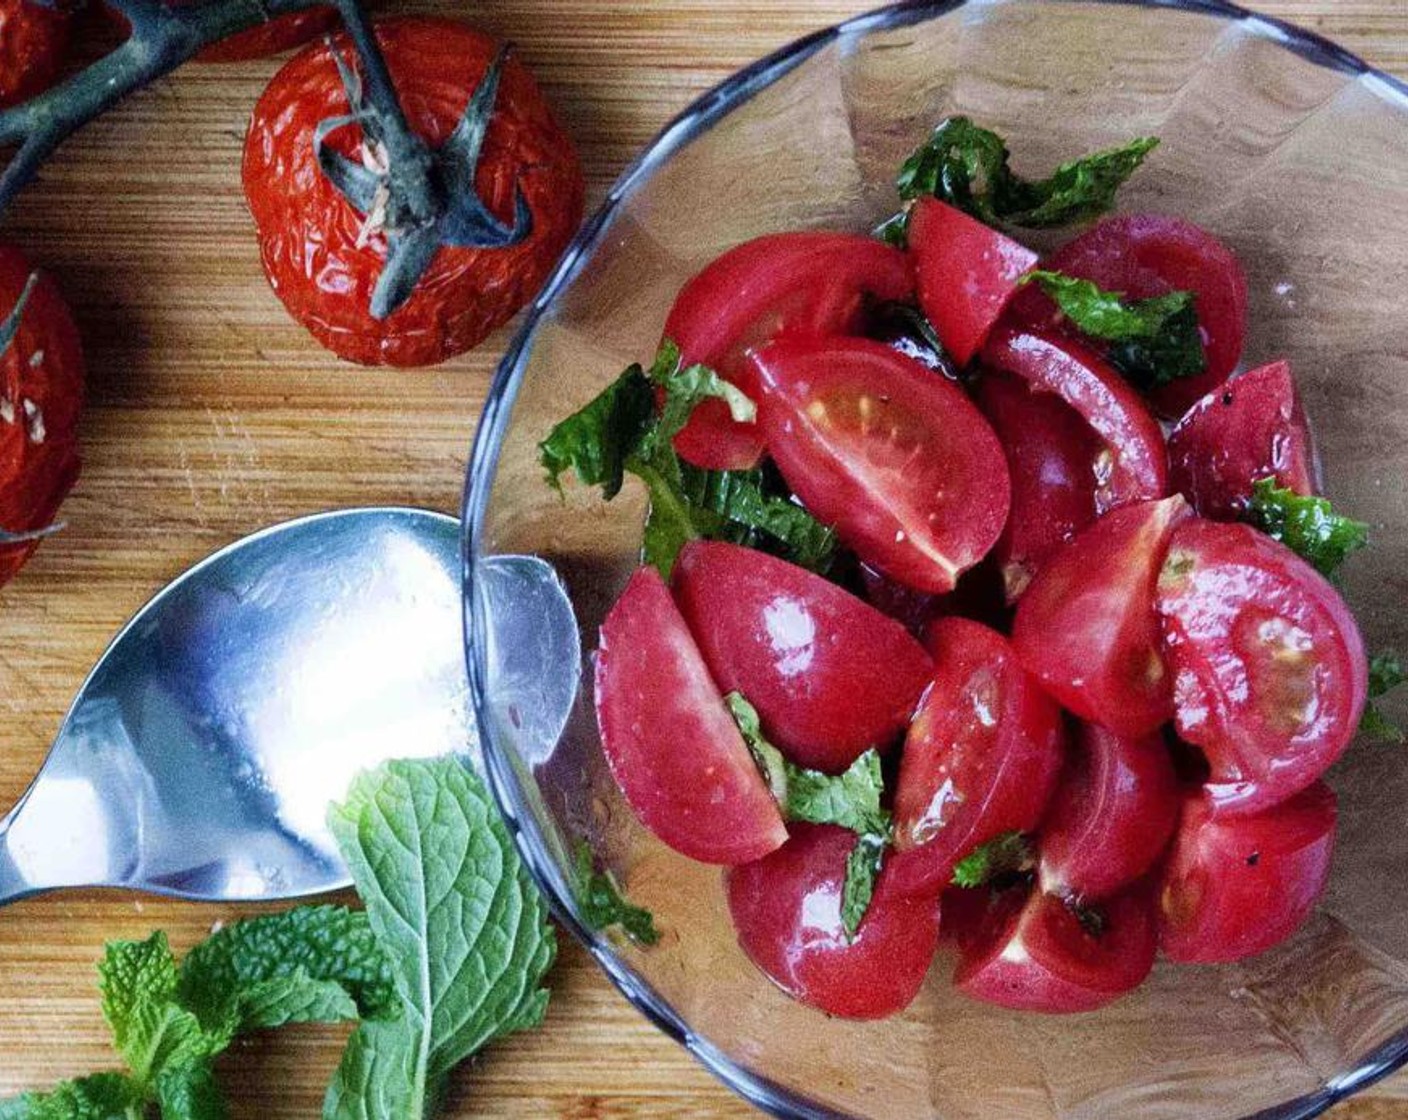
[0,1,1404,1116]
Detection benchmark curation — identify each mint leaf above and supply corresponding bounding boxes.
[951,831,1035,888]
[1362,651,1407,743]
[1248,477,1369,577]
[539,365,654,500]
[0,1075,143,1120]
[644,339,755,452]
[573,843,660,946]
[153,1064,225,1120]
[841,833,887,938]
[324,758,556,1120]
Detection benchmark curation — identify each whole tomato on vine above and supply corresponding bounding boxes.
[103,2,338,63]
[0,245,84,589]
[0,0,73,108]
[243,17,585,367]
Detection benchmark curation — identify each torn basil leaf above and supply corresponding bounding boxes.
[1247,478,1369,578]
[950,831,1035,889]
[573,843,660,946]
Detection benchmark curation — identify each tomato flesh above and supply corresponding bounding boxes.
[910,197,1039,367]
[1012,496,1189,737]
[1155,520,1367,816]
[754,337,1011,594]
[1168,359,1321,519]
[726,823,941,1019]
[954,884,1157,1013]
[594,567,787,864]
[888,618,1065,896]
[1039,723,1180,902]
[665,233,914,469]
[672,540,932,773]
[1159,783,1336,963]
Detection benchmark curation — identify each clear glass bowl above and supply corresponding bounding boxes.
[462,3,1408,1116]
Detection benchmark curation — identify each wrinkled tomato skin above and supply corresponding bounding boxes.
[1039,723,1180,902]
[910,197,1038,367]
[665,233,913,470]
[975,371,1103,602]
[1008,213,1249,417]
[888,618,1065,896]
[105,3,337,62]
[1155,520,1367,816]
[1168,360,1321,519]
[243,19,584,367]
[1158,783,1336,963]
[981,327,1167,512]
[726,823,941,1019]
[1012,496,1189,737]
[594,567,787,865]
[672,540,932,773]
[0,245,84,590]
[954,884,1157,1013]
[754,337,1010,594]
[0,0,71,108]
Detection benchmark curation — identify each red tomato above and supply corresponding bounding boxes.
[888,618,1065,896]
[0,245,84,589]
[672,540,932,773]
[1158,783,1336,963]
[0,0,71,108]
[104,3,337,62]
[753,337,1010,594]
[974,371,1103,602]
[910,197,1038,367]
[1013,496,1189,737]
[1155,520,1367,816]
[665,233,913,470]
[1008,213,1249,417]
[243,19,584,366]
[1039,723,1180,902]
[1168,359,1321,519]
[981,326,1167,512]
[954,883,1157,1013]
[725,823,941,1019]
[594,567,787,864]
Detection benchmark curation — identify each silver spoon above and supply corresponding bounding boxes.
[0,507,475,906]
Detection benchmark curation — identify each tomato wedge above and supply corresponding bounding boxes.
[954,884,1157,1013]
[1012,496,1189,737]
[981,327,1167,513]
[975,371,1103,601]
[672,540,933,773]
[725,824,941,1019]
[1159,783,1336,963]
[1039,723,1180,902]
[1155,520,1367,816]
[665,233,914,470]
[1008,213,1249,417]
[910,197,1039,367]
[888,619,1065,896]
[753,337,1011,594]
[1168,359,1321,519]
[594,567,787,864]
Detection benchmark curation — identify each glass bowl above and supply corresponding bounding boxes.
[462,2,1408,1116]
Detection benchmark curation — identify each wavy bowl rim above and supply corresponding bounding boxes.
[461,3,1408,1118]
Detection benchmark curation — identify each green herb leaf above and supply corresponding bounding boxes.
[644,339,755,451]
[538,366,655,500]
[951,831,1035,889]
[323,758,556,1120]
[1361,651,1408,743]
[153,1064,226,1120]
[1248,477,1369,577]
[0,1074,143,1120]
[841,833,887,939]
[573,843,661,946]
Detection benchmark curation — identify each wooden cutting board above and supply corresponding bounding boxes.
[0,1,1403,1115]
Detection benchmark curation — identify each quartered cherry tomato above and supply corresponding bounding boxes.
[0,245,83,590]
[1039,723,1180,902]
[888,618,1065,896]
[105,3,337,62]
[244,19,584,366]
[0,0,72,108]
[665,233,913,470]
[1168,359,1321,519]
[594,567,787,864]
[909,197,1037,367]
[754,337,1010,594]
[1159,783,1336,963]
[1155,520,1367,816]
[726,823,941,1019]
[974,370,1103,601]
[672,540,932,774]
[953,883,1157,1013]
[1013,496,1189,737]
